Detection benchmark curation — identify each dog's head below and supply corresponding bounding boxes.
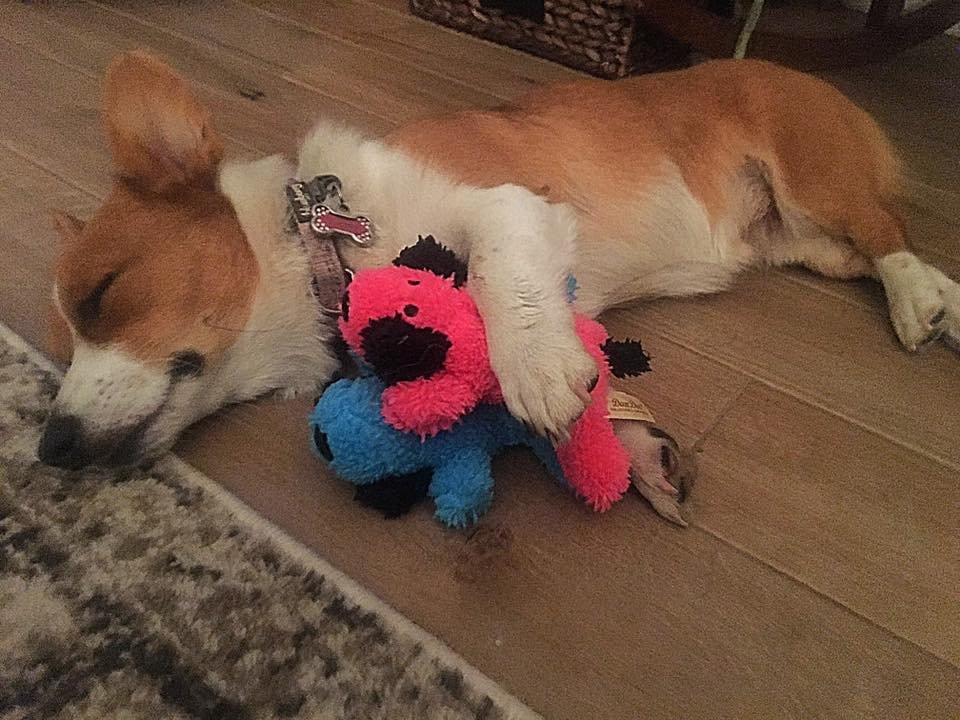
[338,236,491,388]
[40,51,269,468]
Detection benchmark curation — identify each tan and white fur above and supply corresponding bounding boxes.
[42,52,959,505]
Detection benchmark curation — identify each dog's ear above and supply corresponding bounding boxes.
[103,51,223,194]
[393,235,468,287]
[52,212,84,244]
[46,303,74,365]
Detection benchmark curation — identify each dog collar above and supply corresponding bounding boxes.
[285,175,372,315]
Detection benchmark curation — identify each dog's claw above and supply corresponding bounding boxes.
[634,481,688,527]
[614,419,697,525]
[572,377,594,408]
[879,252,959,353]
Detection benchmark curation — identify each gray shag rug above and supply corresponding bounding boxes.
[0,326,537,720]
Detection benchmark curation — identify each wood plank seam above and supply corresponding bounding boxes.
[906,195,960,231]
[0,27,268,160]
[650,328,960,473]
[689,522,960,669]
[0,138,105,201]
[776,244,959,309]
[773,270,878,311]
[235,0,514,103]
[82,0,401,129]
[904,176,960,223]
[689,378,758,452]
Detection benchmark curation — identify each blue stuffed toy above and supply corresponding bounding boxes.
[309,375,565,528]
[308,238,651,528]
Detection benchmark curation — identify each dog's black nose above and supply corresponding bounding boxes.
[37,414,86,469]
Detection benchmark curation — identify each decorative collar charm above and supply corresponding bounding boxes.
[285,175,373,316]
[310,205,372,247]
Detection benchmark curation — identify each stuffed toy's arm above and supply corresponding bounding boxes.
[457,185,597,441]
[381,374,481,437]
[430,451,494,528]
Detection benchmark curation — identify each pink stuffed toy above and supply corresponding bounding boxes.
[339,236,650,512]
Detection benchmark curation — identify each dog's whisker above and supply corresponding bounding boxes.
[200,316,292,335]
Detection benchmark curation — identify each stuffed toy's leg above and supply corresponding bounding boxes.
[554,316,631,511]
[556,399,631,511]
[430,450,495,528]
[381,374,489,438]
[353,470,432,519]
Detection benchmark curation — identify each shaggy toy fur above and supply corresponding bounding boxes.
[310,375,562,528]
[333,236,639,513]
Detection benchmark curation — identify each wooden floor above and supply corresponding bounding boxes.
[2,2,959,717]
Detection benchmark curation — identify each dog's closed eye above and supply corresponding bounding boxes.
[77,272,117,323]
[169,350,205,379]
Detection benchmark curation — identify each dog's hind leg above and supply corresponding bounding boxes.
[761,97,958,352]
[775,185,957,351]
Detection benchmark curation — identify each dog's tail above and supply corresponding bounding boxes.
[601,338,651,378]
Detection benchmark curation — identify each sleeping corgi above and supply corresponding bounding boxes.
[39,51,959,512]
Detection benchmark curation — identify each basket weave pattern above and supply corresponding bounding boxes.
[410,0,681,77]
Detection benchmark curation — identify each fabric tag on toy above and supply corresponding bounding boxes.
[606,389,656,423]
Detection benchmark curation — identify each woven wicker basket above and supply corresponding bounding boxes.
[410,0,687,78]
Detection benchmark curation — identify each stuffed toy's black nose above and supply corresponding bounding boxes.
[313,426,333,461]
[359,314,451,385]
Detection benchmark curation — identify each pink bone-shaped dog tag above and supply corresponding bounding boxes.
[310,205,373,247]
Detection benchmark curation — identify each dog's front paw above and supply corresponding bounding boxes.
[492,333,598,442]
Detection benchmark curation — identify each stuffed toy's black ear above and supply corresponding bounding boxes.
[393,235,468,287]
[602,338,652,378]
